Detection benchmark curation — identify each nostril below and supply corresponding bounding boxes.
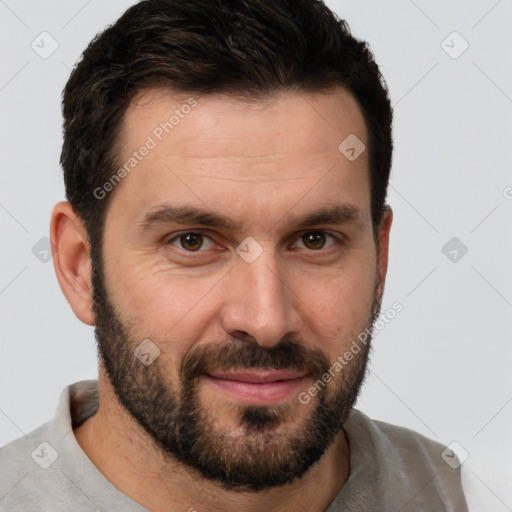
[230,330,257,344]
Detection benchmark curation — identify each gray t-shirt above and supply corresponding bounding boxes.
[0,380,468,511]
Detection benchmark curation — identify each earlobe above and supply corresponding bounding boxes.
[50,201,95,326]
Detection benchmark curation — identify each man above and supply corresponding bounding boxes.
[0,0,467,510]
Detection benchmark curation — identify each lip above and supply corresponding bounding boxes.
[203,370,308,405]
[208,369,307,383]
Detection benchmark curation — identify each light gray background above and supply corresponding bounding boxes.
[1,1,511,510]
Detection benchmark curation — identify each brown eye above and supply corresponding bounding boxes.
[180,233,203,251]
[169,232,215,252]
[302,232,326,249]
[296,231,337,250]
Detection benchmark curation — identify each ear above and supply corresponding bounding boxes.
[50,201,95,326]
[375,205,393,307]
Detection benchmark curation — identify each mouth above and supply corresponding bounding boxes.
[203,369,309,405]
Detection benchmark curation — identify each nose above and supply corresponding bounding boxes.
[220,250,302,349]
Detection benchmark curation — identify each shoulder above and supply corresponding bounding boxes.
[0,381,102,511]
[348,408,456,465]
[367,411,448,458]
[0,421,65,510]
[343,409,468,511]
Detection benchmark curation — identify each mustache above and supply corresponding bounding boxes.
[180,340,331,382]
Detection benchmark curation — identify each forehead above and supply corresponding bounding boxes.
[120,86,367,156]
[109,86,370,227]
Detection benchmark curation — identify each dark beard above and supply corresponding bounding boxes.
[91,253,377,491]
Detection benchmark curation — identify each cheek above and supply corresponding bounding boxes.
[294,259,377,346]
[110,265,223,352]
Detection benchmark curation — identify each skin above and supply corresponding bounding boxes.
[51,86,393,512]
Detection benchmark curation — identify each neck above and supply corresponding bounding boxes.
[74,372,350,512]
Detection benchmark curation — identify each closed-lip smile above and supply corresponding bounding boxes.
[203,369,309,405]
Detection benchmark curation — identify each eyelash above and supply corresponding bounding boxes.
[164,230,343,255]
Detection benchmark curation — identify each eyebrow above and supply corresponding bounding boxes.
[138,203,363,231]
[139,205,236,230]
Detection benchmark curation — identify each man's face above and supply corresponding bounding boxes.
[92,88,385,490]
